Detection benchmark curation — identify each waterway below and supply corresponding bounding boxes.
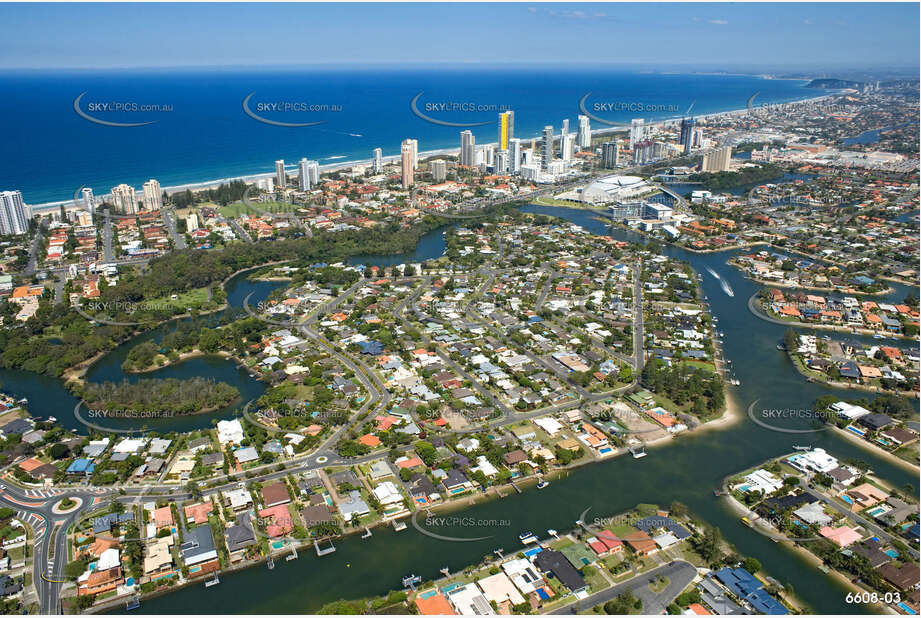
[116,205,918,615]
[0,224,457,435]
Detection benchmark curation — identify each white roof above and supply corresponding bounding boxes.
[534,416,564,436]
[372,481,403,505]
[97,547,121,571]
[447,583,495,615]
[114,438,147,453]
[217,419,245,445]
[224,488,253,509]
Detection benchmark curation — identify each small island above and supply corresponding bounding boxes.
[78,377,240,417]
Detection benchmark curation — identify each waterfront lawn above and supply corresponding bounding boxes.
[532,196,584,208]
[894,443,920,466]
[145,287,213,313]
[679,359,717,373]
[218,200,300,219]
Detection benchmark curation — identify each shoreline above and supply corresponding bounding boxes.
[748,292,917,342]
[721,492,889,614]
[829,423,920,474]
[29,90,836,212]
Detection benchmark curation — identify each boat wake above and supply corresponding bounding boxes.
[705,267,734,296]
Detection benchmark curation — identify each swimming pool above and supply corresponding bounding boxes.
[271,540,286,550]
[898,602,917,615]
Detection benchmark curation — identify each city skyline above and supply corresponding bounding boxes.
[0,3,917,70]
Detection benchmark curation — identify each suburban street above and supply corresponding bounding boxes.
[549,560,697,615]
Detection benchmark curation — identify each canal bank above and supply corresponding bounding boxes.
[113,204,918,615]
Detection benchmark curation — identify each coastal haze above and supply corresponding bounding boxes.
[0,3,918,618]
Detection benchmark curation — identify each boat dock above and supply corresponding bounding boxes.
[361,526,373,539]
[314,539,337,556]
[286,546,298,561]
[205,573,220,587]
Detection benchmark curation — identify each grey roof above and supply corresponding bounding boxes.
[200,452,224,466]
[181,525,218,565]
[226,515,257,552]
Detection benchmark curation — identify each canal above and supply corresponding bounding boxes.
[113,205,917,615]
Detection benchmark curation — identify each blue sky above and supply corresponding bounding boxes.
[0,3,917,69]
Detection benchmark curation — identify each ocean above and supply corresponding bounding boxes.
[0,67,814,204]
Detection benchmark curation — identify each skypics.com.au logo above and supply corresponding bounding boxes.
[242,92,342,127]
[73,92,173,127]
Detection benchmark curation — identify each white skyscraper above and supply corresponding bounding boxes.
[561,118,569,137]
[577,115,592,149]
[307,161,319,185]
[460,130,476,167]
[0,190,29,236]
[81,187,96,215]
[630,119,645,150]
[275,159,287,189]
[372,148,383,173]
[541,125,554,170]
[560,133,573,161]
[142,179,162,211]
[494,150,509,174]
[430,159,447,182]
[298,158,312,191]
[111,184,138,215]
[509,138,522,174]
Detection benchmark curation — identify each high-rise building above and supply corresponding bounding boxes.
[508,138,522,174]
[601,141,620,168]
[0,190,29,236]
[406,138,418,167]
[430,159,447,182]
[298,158,312,191]
[630,119,645,149]
[679,117,695,154]
[560,133,573,161]
[74,210,93,226]
[494,150,509,174]
[307,160,319,185]
[701,145,732,172]
[186,213,199,232]
[142,179,162,211]
[81,188,96,215]
[541,125,554,170]
[692,127,704,149]
[275,159,287,189]
[372,148,384,173]
[401,139,415,189]
[498,110,515,150]
[460,130,476,167]
[561,118,569,137]
[633,141,655,165]
[483,144,495,167]
[111,184,138,215]
[577,115,591,149]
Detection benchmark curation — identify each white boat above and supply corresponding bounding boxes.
[547,529,558,536]
[536,480,549,489]
[519,532,538,544]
